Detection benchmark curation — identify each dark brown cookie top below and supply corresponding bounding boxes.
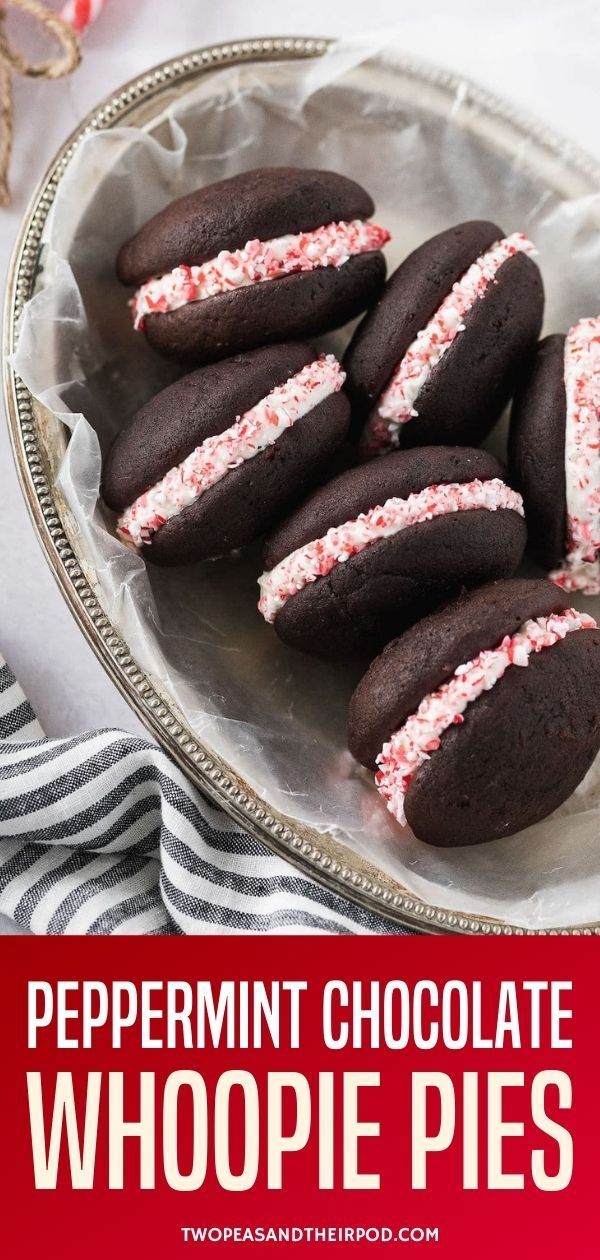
[102,342,315,512]
[117,168,376,286]
[348,577,572,770]
[343,220,503,419]
[509,334,567,570]
[263,446,508,570]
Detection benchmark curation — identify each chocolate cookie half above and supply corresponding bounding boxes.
[343,220,544,451]
[102,343,350,565]
[258,447,527,658]
[349,578,600,846]
[118,167,390,364]
[510,317,600,594]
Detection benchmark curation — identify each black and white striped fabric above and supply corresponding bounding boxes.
[0,657,405,935]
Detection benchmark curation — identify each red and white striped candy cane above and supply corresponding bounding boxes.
[60,0,109,35]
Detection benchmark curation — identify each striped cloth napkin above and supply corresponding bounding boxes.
[0,657,404,935]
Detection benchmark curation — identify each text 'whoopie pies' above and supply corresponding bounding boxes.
[510,315,600,594]
[348,578,600,847]
[343,220,544,452]
[102,343,350,565]
[258,447,526,659]
[117,167,390,364]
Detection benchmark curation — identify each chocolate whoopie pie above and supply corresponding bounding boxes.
[510,317,600,594]
[348,578,600,847]
[258,447,527,659]
[343,220,544,452]
[117,168,390,364]
[102,343,350,565]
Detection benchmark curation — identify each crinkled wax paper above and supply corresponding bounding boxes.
[13,33,600,928]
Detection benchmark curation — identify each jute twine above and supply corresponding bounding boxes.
[0,0,81,205]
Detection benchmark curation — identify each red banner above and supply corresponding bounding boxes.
[1,937,597,1257]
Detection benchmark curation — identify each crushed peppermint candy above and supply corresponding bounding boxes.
[376,607,597,827]
[60,0,108,32]
[258,478,524,623]
[364,232,537,453]
[550,316,600,595]
[131,219,391,330]
[116,355,345,549]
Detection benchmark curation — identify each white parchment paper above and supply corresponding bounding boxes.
[13,36,600,928]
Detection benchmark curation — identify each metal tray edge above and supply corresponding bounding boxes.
[5,35,600,937]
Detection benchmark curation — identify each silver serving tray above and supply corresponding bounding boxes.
[5,37,600,936]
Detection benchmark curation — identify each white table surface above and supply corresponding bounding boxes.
[1,0,598,933]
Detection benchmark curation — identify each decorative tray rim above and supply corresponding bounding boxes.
[5,35,600,936]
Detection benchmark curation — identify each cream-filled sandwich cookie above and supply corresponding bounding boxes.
[102,344,350,565]
[258,447,526,658]
[349,578,600,846]
[117,168,390,364]
[343,221,544,452]
[510,317,600,594]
